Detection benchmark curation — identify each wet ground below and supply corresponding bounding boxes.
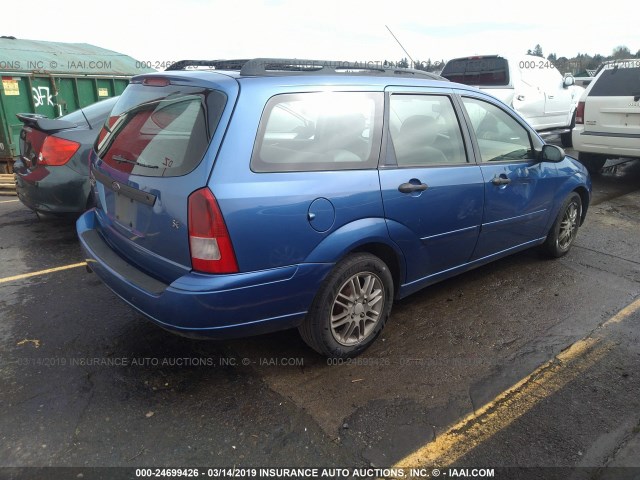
[1,153,639,478]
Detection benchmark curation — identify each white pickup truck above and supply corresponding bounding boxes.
[441,54,585,147]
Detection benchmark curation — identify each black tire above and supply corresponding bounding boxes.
[560,113,576,148]
[299,253,394,358]
[544,192,582,258]
[578,152,607,174]
[560,131,573,148]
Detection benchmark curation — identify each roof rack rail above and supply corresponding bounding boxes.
[165,59,250,71]
[165,58,444,80]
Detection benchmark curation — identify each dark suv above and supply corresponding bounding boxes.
[77,58,591,358]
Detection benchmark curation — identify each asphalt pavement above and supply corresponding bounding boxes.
[1,156,639,479]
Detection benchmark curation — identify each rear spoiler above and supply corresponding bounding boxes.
[16,113,77,133]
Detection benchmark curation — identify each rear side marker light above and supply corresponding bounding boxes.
[188,187,239,274]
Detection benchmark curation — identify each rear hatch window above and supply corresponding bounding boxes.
[96,83,226,177]
[589,64,640,97]
[441,57,510,86]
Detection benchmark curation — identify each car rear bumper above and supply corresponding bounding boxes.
[77,209,332,339]
[572,128,640,158]
[14,158,89,213]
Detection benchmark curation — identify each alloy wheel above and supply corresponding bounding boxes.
[330,272,385,346]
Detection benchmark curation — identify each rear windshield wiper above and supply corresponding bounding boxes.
[112,154,159,169]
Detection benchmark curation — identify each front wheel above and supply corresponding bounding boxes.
[544,192,582,258]
[298,253,394,358]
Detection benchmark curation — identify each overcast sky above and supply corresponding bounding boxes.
[4,0,638,65]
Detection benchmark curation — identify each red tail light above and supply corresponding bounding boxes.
[142,77,171,87]
[188,187,238,274]
[575,101,585,125]
[39,136,80,166]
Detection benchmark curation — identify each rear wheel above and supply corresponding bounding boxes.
[578,152,607,174]
[544,192,582,258]
[299,253,394,358]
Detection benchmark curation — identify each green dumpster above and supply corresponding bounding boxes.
[0,36,154,172]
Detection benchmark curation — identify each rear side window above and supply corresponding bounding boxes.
[389,94,468,166]
[96,83,226,177]
[590,65,640,97]
[251,92,383,172]
[441,57,509,86]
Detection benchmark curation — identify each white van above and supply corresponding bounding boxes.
[441,54,584,146]
[572,59,640,173]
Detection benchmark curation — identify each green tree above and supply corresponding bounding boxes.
[412,59,431,71]
[527,44,544,57]
[547,53,557,63]
[588,54,605,70]
[612,45,631,59]
[555,57,569,73]
[432,60,445,73]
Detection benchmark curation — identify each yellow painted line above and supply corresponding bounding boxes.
[0,199,19,204]
[603,296,640,326]
[394,297,640,468]
[0,262,87,284]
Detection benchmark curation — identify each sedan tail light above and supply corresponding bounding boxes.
[39,136,80,166]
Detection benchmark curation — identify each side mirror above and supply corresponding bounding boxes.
[563,76,575,88]
[541,144,565,162]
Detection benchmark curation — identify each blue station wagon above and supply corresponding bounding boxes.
[77,59,592,358]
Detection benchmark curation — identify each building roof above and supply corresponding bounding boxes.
[0,36,154,76]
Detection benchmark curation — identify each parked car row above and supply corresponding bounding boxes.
[8,57,597,357]
[440,55,640,174]
[440,54,584,147]
[15,55,633,218]
[68,58,591,358]
[13,55,635,219]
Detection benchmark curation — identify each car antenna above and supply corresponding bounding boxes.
[385,25,415,66]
